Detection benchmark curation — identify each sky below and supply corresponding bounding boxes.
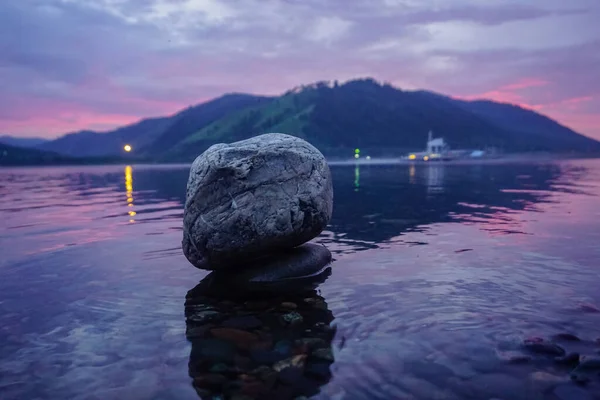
[1,0,599,140]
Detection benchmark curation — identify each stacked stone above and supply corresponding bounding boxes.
[182,133,334,279]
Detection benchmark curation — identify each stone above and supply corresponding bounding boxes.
[552,333,581,342]
[578,303,600,313]
[523,338,566,356]
[508,354,531,364]
[277,366,305,385]
[240,380,265,397]
[183,133,333,270]
[529,371,567,385]
[186,324,215,338]
[209,363,230,373]
[554,352,580,366]
[304,362,332,381]
[210,244,332,283]
[222,316,263,330]
[274,340,293,356]
[280,311,304,326]
[311,348,334,362]
[187,310,222,324]
[281,302,298,310]
[231,395,255,400]
[273,355,307,372]
[570,372,591,385]
[193,373,227,389]
[576,356,600,370]
[250,349,288,365]
[192,339,236,363]
[298,338,327,350]
[210,328,260,351]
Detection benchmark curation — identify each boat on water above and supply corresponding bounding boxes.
[402,131,490,162]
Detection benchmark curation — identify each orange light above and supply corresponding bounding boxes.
[423,156,429,161]
[124,144,132,152]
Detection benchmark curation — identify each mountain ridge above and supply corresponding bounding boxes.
[16,78,600,161]
[0,135,49,148]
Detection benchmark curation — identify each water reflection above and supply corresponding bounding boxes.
[426,164,444,194]
[124,165,136,223]
[327,162,573,243]
[185,270,335,400]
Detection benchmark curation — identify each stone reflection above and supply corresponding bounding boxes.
[185,269,335,400]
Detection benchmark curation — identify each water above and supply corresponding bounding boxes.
[1,160,600,400]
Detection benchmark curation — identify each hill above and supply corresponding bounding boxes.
[162,79,600,160]
[38,94,271,158]
[0,135,49,148]
[0,143,74,166]
[37,78,600,161]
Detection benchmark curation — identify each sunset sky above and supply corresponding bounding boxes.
[2,0,599,140]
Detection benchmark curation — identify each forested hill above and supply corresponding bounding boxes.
[28,78,600,161]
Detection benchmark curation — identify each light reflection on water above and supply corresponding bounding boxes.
[0,160,600,399]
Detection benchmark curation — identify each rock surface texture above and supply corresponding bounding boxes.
[183,133,333,270]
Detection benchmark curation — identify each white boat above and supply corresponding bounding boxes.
[403,131,488,162]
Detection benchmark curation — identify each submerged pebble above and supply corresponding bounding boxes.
[194,373,227,388]
[507,354,532,364]
[311,348,334,362]
[576,356,600,370]
[554,352,581,367]
[281,302,298,310]
[552,333,581,342]
[523,338,566,356]
[280,311,304,326]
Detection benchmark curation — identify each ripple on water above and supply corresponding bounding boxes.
[2,162,600,399]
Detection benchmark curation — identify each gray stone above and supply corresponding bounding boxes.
[183,133,333,270]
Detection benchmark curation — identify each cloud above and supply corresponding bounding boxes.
[0,0,599,140]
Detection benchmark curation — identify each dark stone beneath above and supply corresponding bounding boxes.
[186,243,333,300]
[226,243,332,283]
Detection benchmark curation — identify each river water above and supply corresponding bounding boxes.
[1,160,599,400]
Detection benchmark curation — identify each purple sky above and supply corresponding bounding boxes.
[1,0,599,140]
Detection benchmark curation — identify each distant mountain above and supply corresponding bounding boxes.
[161,79,600,160]
[0,135,49,148]
[142,94,273,155]
[0,143,74,166]
[452,98,598,151]
[37,78,600,161]
[38,118,172,157]
[38,94,272,158]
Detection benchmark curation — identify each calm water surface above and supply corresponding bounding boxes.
[1,160,600,400]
